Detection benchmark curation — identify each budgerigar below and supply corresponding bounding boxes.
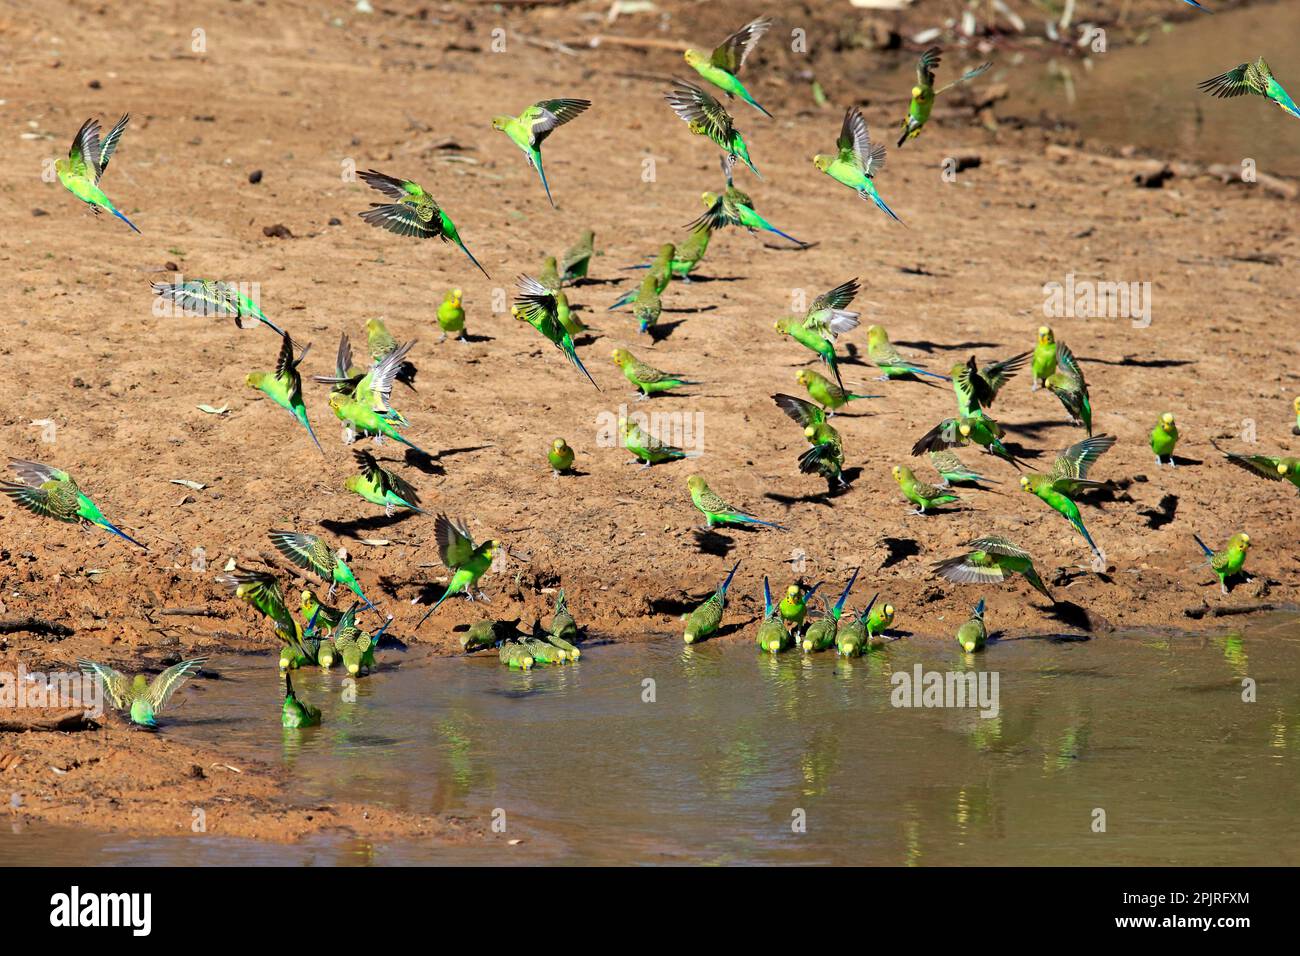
[561,230,596,283]
[687,475,786,530]
[1293,397,1300,436]
[684,17,773,117]
[664,80,761,178]
[1031,325,1057,389]
[217,568,315,668]
[951,351,1030,416]
[928,449,1000,487]
[773,278,862,390]
[1214,440,1300,494]
[773,393,846,488]
[955,599,987,653]
[612,348,696,398]
[315,332,416,438]
[892,464,960,515]
[56,114,139,233]
[547,590,581,660]
[757,577,792,654]
[1199,58,1300,119]
[801,567,860,653]
[1044,342,1093,435]
[77,658,206,727]
[683,560,740,644]
[1193,532,1251,594]
[357,168,488,276]
[865,600,895,639]
[366,318,417,390]
[912,414,1024,469]
[896,48,992,147]
[0,458,146,549]
[269,530,379,614]
[437,289,466,342]
[491,98,591,207]
[866,325,949,381]
[151,279,284,335]
[548,438,575,475]
[1019,435,1118,562]
[778,581,821,633]
[1151,412,1179,466]
[835,593,881,658]
[795,368,879,413]
[513,275,599,389]
[933,536,1054,602]
[246,330,323,454]
[631,279,662,336]
[417,514,500,624]
[610,244,675,312]
[619,415,699,467]
[813,106,902,223]
[690,157,802,244]
[346,448,424,515]
[281,672,321,728]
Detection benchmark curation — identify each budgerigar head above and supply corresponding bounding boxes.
[795,370,812,387]
[365,317,383,335]
[611,348,632,367]
[246,372,267,389]
[1019,475,1032,492]
[866,324,887,346]
[552,438,569,453]
[1159,412,1176,432]
[1293,396,1300,415]
[812,154,832,173]
[803,424,816,441]
[1231,532,1250,552]
[701,190,718,207]
[839,639,856,657]
[881,604,895,626]
[1038,325,1054,345]
[686,475,706,495]
[774,317,794,335]
[684,48,704,68]
[958,422,973,438]
[891,464,909,484]
[1278,462,1290,477]
[785,584,802,602]
[911,85,923,98]
[490,116,509,131]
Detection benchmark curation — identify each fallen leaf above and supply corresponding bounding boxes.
[197,404,229,415]
[170,479,206,491]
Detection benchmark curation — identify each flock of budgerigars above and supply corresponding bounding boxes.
[7,12,1300,727]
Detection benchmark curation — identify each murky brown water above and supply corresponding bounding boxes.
[4,613,1300,865]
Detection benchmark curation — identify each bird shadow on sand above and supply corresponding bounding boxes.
[670,274,745,284]
[764,472,860,507]
[647,320,686,342]
[403,444,492,476]
[321,512,424,536]
[881,537,921,568]
[450,332,493,344]
[649,595,702,617]
[571,277,623,287]
[1077,481,1135,507]
[692,528,736,556]
[1002,418,1073,438]
[1167,455,1203,467]
[663,304,718,315]
[1082,356,1194,369]
[894,340,999,353]
[1042,600,1097,632]
[1001,441,1045,461]
[1138,493,1179,529]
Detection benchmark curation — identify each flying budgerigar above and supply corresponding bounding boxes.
[955,599,988,653]
[366,318,417,390]
[612,348,696,398]
[950,351,1030,416]
[619,415,699,467]
[317,335,429,456]
[757,577,793,654]
[1020,435,1118,562]
[417,514,501,625]
[813,106,903,223]
[896,47,992,147]
[56,114,140,233]
[773,392,846,488]
[773,278,862,390]
[1192,532,1251,594]
[268,529,380,614]
[77,657,207,727]
[664,79,761,178]
[513,275,600,389]
[1198,58,1299,119]
[217,568,316,669]
[684,16,773,117]
[356,168,489,277]
[246,330,323,454]
[683,559,741,644]
[1213,439,1300,494]
[1043,341,1093,435]
[690,157,803,245]
[933,536,1054,602]
[687,475,786,530]
[866,325,949,382]
[151,279,284,335]
[491,98,591,207]
[795,369,879,413]
[1151,412,1179,466]
[912,414,1024,470]
[346,449,424,515]
[0,458,147,549]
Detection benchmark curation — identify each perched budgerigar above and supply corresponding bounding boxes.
[612,348,695,398]
[56,114,140,233]
[1031,326,1057,389]
[547,590,580,660]
[683,560,740,644]
[835,593,881,658]
[331,605,380,676]
[437,289,466,342]
[499,640,535,670]
[796,369,879,413]
[357,168,488,277]
[1193,532,1251,594]
[77,658,206,727]
[561,230,596,284]
[684,17,773,117]
[417,514,500,624]
[1151,413,1179,466]
[801,567,859,653]
[151,279,284,335]
[664,80,761,178]
[813,107,902,223]
[1198,58,1300,119]
[895,48,992,147]
[269,529,379,614]
[1020,435,1118,562]
[778,581,820,633]
[513,275,599,389]
[462,618,519,652]
[950,351,1030,416]
[928,449,999,487]
[619,415,699,467]
[955,599,987,653]
[866,325,949,382]
[631,279,662,335]
[346,448,424,515]
[1044,342,1093,435]
[892,464,960,515]
[246,330,323,454]
[865,600,895,639]
[690,157,802,244]
[548,438,575,475]
[0,458,147,549]
[281,672,321,728]
[773,278,862,390]
[687,475,786,530]
[757,577,792,654]
[1214,440,1300,494]
[491,98,591,207]
[933,536,1054,602]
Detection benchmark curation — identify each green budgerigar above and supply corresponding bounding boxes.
[513,275,599,389]
[269,529,379,614]
[437,289,466,342]
[77,657,206,727]
[151,278,283,335]
[610,243,675,313]
[346,448,424,515]
[778,581,820,633]
[928,449,999,487]
[951,351,1030,416]
[1193,532,1251,594]
[548,438,575,475]
[417,514,501,624]
[933,536,1054,602]
[217,568,315,668]
[757,577,793,654]
[835,593,881,658]
[683,16,773,117]
[664,80,761,178]
[795,368,879,413]
[773,392,846,488]
[1293,396,1300,436]
[1199,58,1300,119]
[547,590,581,660]
[56,114,140,233]
[246,330,323,454]
[892,464,960,515]
[813,106,902,223]
[801,567,859,653]
[619,415,699,467]
[1215,440,1300,495]
[612,348,696,398]
[561,230,596,283]
[955,599,987,653]
[866,325,949,382]
[687,475,786,530]
[690,157,802,244]
[1,458,147,549]
[1020,435,1118,562]
[357,168,488,276]
[1151,413,1179,466]
[1031,326,1057,389]
[491,98,591,207]
[912,413,1024,470]
[774,278,862,390]
[1044,341,1093,435]
[865,600,895,639]
[683,560,740,644]
[281,671,321,728]
[365,317,417,390]
[896,48,992,147]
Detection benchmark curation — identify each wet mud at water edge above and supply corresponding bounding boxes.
[1,0,1299,855]
[5,616,1300,866]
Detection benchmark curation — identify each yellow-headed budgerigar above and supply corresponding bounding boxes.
[491,98,592,207]
[56,114,140,233]
[0,458,147,549]
[245,330,323,454]
[151,279,284,336]
[356,168,488,277]
[813,106,902,223]
[1199,58,1299,119]
[683,16,773,117]
[664,79,761,178]
[896,47,992,147]
[512,275,599,389]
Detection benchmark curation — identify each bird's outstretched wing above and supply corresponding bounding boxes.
[77,659,133,709]
[148,658,207,712]
[525,98,591,145]
[269,531,334,580]
[435,513,477,569]
[711,17,772,75]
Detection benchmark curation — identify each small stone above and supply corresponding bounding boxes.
[248,169,263,184]
[88,79,101,89]
[262,223,293,239]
